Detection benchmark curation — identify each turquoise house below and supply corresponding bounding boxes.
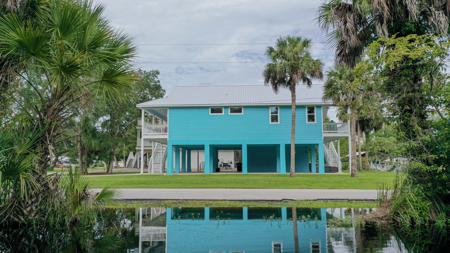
[166,207,326,253]
[136,85,349,175]
[136,207,327,253]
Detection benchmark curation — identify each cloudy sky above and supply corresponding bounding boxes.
[95,0,334,92]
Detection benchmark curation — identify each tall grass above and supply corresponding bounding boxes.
[376,171,448,252]
[378,172,446,227]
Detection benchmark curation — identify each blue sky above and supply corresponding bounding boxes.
[95,0,334,92]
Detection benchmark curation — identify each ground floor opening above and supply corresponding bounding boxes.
[167,143,325,175]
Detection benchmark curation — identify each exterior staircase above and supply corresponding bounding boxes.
[148,142,167,174]
[324,142,342,172]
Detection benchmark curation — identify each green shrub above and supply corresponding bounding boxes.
[407,162,448,205]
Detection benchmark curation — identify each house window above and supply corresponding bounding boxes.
[229,106,243,115]
[269,106,279,124]
[272,242,283,253]
[209,107,224,115]
[311,242,320,253]
[307,106,316,123]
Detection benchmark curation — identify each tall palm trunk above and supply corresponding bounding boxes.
[77,109,89,175]
[290,84,296,177]
[350,113,358,177]
[77,130,88,175]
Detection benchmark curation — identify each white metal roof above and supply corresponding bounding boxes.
[137,84,331,108]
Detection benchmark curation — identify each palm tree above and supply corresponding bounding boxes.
[324,63,382,176]
[318,0,450,67]
[0,0,39,124]
[318,0,370,68]
[324,66,359,176]
[264,36,323,177]
[0,0,135,174]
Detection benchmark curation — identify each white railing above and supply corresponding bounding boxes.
[143,124,167,134]
[138,120,168,134]
[324,141,342,172]
[323,122,349,135]
[148,142,166,174]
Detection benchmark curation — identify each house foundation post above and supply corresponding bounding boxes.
[167,144,173,175]
[311,145,317,173]
[174,146,180,174]
[318,142,325,174]
[186,149,191,173]
[242,144,248,174]
[280,144,286,174]
[243,207,248,220]
[181,147,186,173]
[204,144,211,174]
[204,207,210,221]
[281,207,287,221]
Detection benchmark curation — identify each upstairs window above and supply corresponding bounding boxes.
[307,106,316,123]
[209,107,224,115]
[229,106,243,115]
[269,106,280,124]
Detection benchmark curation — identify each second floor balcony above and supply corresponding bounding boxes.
[138,119,168,140]
[323,122,349,138]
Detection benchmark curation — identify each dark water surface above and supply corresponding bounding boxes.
[1,206,447,252]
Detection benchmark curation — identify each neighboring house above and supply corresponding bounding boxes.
[136,85,349,174]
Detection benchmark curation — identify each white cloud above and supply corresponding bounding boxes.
[95,0,334,91]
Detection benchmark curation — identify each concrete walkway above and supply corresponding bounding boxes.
[95,188,379,201]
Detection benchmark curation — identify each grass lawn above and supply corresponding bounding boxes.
[87,170,396,189]
[104,200,377,209]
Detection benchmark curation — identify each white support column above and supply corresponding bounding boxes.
[337,140,342,173]
[150,141,155,174]
[348,112,352,175]
[140,109,145,174]
[161,144,165,173]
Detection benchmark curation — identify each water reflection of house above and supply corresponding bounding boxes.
[164,207,327,253]
[137,208,167,253]
[133,207,409,253]
[326,208,358,252]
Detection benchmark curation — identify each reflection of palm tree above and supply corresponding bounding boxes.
[292,207,299,253]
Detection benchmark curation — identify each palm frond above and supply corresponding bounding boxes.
[264,36,323,91]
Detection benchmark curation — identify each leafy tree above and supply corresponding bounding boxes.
[366,34,450,139]
[0,0,135,174]
[365,124,407,163]
[71,69,164,174]
[361,34,450,231]
[264,36,323,176]
[318,1,450,170]
[324,63,382,176]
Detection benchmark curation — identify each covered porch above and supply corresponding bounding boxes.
[166,143,325,175]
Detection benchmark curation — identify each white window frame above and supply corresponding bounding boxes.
[269,106,280,124]
[272,241,283,253]
[229,106,244,115]
[306,106,316,123]
[209,107,224,115]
